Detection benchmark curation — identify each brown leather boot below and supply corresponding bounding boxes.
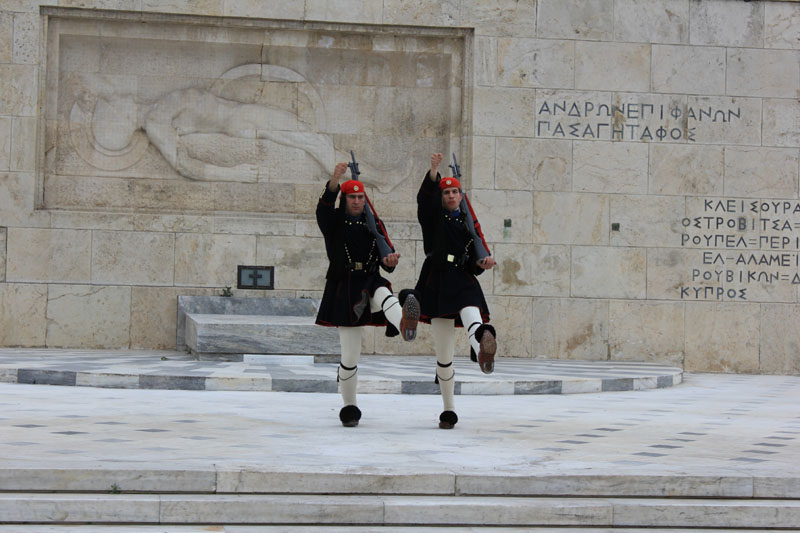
[399,289,420,341]
[475,324,496,374]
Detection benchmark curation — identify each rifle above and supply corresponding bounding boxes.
[449,152,491,260]
[347,150,394,252]
[347,150,360,180]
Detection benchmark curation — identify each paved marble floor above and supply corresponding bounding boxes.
[0,372,797,479]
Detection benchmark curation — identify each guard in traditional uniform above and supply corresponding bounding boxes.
[316,159,420,427]
[415,152,497,429]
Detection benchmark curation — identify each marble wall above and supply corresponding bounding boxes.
[0,0,798,375]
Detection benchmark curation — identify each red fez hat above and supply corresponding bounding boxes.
[341,179,365,195]
[439,177,461,191]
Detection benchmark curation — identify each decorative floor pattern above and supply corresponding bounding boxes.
[0,349,682,395]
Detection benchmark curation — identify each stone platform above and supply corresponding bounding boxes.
[0,349,681,394]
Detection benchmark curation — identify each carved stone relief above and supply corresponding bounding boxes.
[42,15,466,216]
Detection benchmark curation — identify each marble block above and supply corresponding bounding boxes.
[185,313,339,359]
[497,37,574,89]
[0,468,215,492]
[533,192,609,246]
[176,295,320,349]
[132,287,218,350]
[468,189,533,244]
[533,298,609,360]
[0,227,5,281]
[0,117,10,171]
[92,230,175,285]
[763,98,800,148]
[0,64,36,116]
[724,146,798,198]
[470,135,495,189]
[473,87,536,137]
[45,285,131,349]
[383,495,612,526]
[573,141,648,194]
[6,228,92,284]
[571,246,646,299]
[216,469,455,495]
[609,300,685,367]
[10,117,36,172]
[689,0,764,47]
[383,0,459,26]
[649,144,724,195]
[461,0,538,37]
[0,493,160,523]
[759,304,800,375]
[609,195,686,248]
[0,13,10,63]
[456,474,753,498]
[684,302,760,373]
[613,0,689,44]
[727,48,800,98]
[765,2,800,50]
[612,498,800,529]
[0,283,47,347]
[159,494,384,524]
[495,137,572,192]
[651,45,725,95]
[224,1,305,19]
[537,0,614,41]
[174,233,256,288]
[575,41,651,92]
[493,243,570,297]
[475,37,497,86]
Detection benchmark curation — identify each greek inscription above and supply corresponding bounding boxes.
[535,100,743,142]
[679,197,800,300]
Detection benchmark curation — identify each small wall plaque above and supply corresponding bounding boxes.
[237,266,274,290]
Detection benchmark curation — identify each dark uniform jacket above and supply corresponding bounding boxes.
[414,171,490,326]
[315,185,395,328]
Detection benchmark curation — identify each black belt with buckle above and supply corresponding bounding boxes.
[346,261,378,273]
[444,253,468,268]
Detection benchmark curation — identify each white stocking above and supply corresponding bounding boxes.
[460,306,483,356]
[371,286,402,331]
[431,317,456,412]
[338,327,362,406]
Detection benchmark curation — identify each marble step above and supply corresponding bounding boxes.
[0,524,800,533]
[1,493,799,528]
[184,313,339,360]
[3,468,797,499]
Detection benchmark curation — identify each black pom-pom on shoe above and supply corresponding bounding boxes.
[438,410,458,429]
[384,322,400,338]
[339,405,362,427]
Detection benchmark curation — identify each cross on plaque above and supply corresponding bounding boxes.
[248,270,263,284]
